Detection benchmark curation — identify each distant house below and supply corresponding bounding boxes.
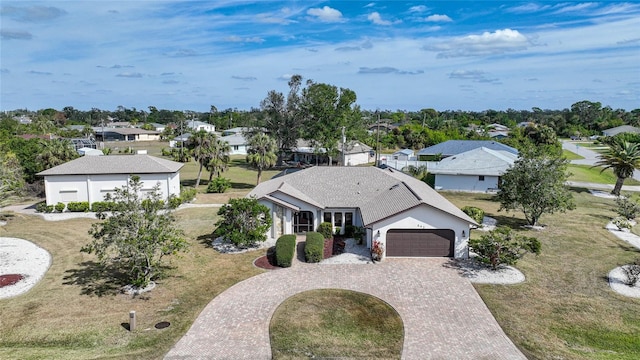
[37,155,183,206]
[341,141,374,166]
[488,131,509,139]
[149,123,166,132]
[367,122,397,134]
[290,139,373,166]
[487,123,509,132]
[77,147,103,156]
[417,140,518,161]
[248,166,477,258]
[602,125,640,137]
[430,147,518,192]
[94,128,161,142]
[392,149,415,161]
[107,121,132,128]
[221,127,249,136]
[188,120,215,133]
[69,138,97,151]
[220,133,248,155]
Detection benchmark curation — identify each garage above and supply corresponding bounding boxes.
[386,229,455,257]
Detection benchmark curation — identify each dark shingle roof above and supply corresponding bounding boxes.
[247,166,476,227]
[417,140,518,157]
[37,155,183,176]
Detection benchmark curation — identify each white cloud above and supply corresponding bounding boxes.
[425,14,452,23]
[449,70,500,84]
[553,2,597,14]
[307,6,343,23]
[368,12,391,26]
[426,29,531,57]
[505,3,551,13]
[409,5,428,13]
[364,3,376,8]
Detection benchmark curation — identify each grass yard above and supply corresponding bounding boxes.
[270,289,403,360]
[562,149,584,161]
[0,207,263,360]
[444,191,640,360]
[567,164,640,185]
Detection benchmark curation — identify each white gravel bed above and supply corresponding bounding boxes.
[590,189,617,199]
[454,258,525,284]
[0,237,52,299]
[37,212,99,221]
[476,216,497,232]
[321,238,372,265]
[212,236,277,254]
[605,221,640,250]
[608,266,640,298]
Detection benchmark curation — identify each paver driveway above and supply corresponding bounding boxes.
[165,258,526,360]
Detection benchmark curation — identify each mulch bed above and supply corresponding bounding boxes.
[0,274,24,288]
[333,236,346,256]
[254,247,281,270]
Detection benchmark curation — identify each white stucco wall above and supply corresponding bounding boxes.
[434,174,499,192]
[345,152,370,166]
[229,144,247,155]
[369,205,471,259]
[43,172,181,206]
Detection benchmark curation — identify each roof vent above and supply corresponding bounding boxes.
[389,184,400,190]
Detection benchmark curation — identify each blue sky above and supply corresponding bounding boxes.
[1,1,638,112]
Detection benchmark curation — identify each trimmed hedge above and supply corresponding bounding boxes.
[317,222,333,239]
[91,201,119,212]
[275,235,296,268]
[67,201,90,212]
[55,202,66,213]
[305,232,324,263]
[462,206,484,224]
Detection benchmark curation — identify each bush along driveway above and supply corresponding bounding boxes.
[165,258,525,360]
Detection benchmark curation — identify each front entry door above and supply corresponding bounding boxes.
[293,211,314,233]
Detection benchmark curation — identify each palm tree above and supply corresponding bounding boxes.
[246,133,277,185]
[186,130,214,188]
[206,138,231,182]
[594,138,640,195]
[36,139,79,171]
[401,165,429,181]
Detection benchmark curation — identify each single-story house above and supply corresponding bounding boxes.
[392,149,415,161]
[417,140,518,161]
[602,125,640,137]
[340,140,374,166]
[106,121,132,128]
[248,166,477,259]
[488,131,509,139]
[70,138,97,151]
[37,155,183,206]
[94,128,161,142]
[188,120,216,133]
[367,122,397,134]
[290,140,374,166]
[148,123,166,132]
[220,133,248,155]
[430,147,518,192]
[77,147,103,156]
[221,127,250,136]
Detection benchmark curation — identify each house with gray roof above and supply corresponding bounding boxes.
[37,155,183,207]
[188,120,215,133]
[430,147,518,192]
[248,166,477,259]
[601,125,640,137]
[220,133,249,155]
[290,139,374,166]
[94,127,160,142]
[417,140,518,160]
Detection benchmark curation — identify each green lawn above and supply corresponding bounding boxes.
[562,149,584,160]
[270,289,403,359]
[444,191,640,360]
[567,164,640,185]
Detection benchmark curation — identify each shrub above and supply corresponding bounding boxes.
[55,202,66,213]
[161,148,172,157]
[613,216,632,230]
[35,202,53,213]
[67,201,90,212]
[344,225,365,240]
[622,259,640,286]
[91,201,117,212]
[371,240,384,261]
[275,235,296,268]
[214,198,272,247]
[469,227,541,270]
[462,206,485,224]
[305,232,324,263]
[207,177,231,193]
[317,222,333,239]
[168,196,182,209]
[615,196,640,220]
[334,227,341,235]
[180,187,197,203]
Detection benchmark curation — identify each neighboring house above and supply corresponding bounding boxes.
[488,131,509,139]
[290,140,374,166]
[248,166,477,259]
[220,133,248,155]
[340,140,374,166]
[106,121,132,128]
[170,132,192,148]
[392,149,415,161]
[188,120,215,133]
[149,123,166,132]
[37,155,183,206]
[430,147,518,192]
[602,125,640,137]
[367,122,397,134]
[70,138,97,151]
[417,140,518,160]
[221,127,250,136]
[487,123,509,132]
[94,128,160,142]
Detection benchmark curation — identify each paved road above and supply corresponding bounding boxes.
[562,140,640,181]
[165,258,526,360]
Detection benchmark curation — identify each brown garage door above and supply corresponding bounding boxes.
[386,229,454,257]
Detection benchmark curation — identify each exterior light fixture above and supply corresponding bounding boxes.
[462,230,466,238]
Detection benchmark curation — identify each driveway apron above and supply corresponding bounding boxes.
[165,258,525,360]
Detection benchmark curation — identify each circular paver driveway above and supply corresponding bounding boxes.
[165,258,525,360]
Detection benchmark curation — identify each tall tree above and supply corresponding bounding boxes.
[594,138,640,195]
[36,139,79,170]
[206,138,231,181]
[300,81,359,165]
[0,152,25,206]
[497,152,575,226]
[186,130,215,188]
[83,176,188,288]
[246,133,277,184]
[260,74,304,165]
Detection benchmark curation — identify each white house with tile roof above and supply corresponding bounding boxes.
[248,166,477,259]
[430,147,518,192]
[37,155,183,206]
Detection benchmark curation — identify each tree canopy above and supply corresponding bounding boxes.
[594,138,640,195]
[214,197,272,247]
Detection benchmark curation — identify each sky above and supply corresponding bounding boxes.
[1,1,639,113]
